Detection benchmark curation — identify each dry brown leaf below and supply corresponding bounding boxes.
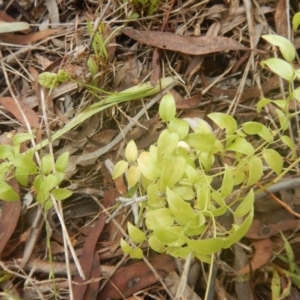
[275,0,288,38]
[114,59,140,88]
[0,178,21,257]
[246,219,300,239]
[83,254,101,300]
[150,48,161,86]
[0,28,60,45]
[0,96,40,128]
[35,54,53,69]
[71,205,108,299]
[123,28,247,55]
[98,254,176,299]
[237,239,273,275]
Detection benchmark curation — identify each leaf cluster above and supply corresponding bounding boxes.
[114,88,290,260]
[0,133,72,210]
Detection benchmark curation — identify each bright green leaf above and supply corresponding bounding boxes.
[292,12,300,31]
[293,88,300,102]
[166,187,195,225]
[221,165,233,197]
[247,156,263,186]
[0,145,13,159]
[112,160,128,179]
[272,100,288,111]
[137,151,160,181]
[226,137,255,156]
[242,121,263,135]
[44,199,53,211]
[234,189,254,217]
[52,188,73,201]
[262,35,295,62]
[87,57,99,76]
[13,154,37,174]
[256,98,272,112]
[36,191,50,204]
[130,248,143,259]
[281,135,296,159]
[185,164,200,184]
[120,238,132,254]
[242,122,273,143]
[14,166,29,186]
[184,133,216,152]
[55,172,65,186]
[208,113,237,135]
[12,133,35,145]
[168,118,189,139]
[148,235,165,253]
[41,154,53,175]
[263,149,283,176]
[57,69,69,82]
[127,165,141,188]
[223,208,253,248]
[261,58,294,82]
[276,109,290,130]
[184,117,213,133]
[147,183,165,208]
[167,246,194,259]
[38,72,60,88]
[184,213,207,236]
[0,161,11,179]
[0,181,19,201]
[172,186,194,201]
[127,222,146,244]
[159,155,186,190]
[39,174,60,194]
[145,208,174,230]
[157,129,179,161]
[232,168,246,186]
[154,226,184,245]
[198,152,215,171]
[125,140,138,162]
[195,184,210,210]
[186,237,224,255]
[159,93,176,121]
[33,174,43,191]
[129,12,140,20]
[55,152,69,173]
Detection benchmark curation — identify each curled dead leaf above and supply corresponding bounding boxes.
[237,239,273,275]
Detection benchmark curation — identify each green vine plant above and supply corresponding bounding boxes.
[113,24,300,261]
[0,132,72,210]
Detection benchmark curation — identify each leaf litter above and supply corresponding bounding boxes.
[0,0,300,299]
